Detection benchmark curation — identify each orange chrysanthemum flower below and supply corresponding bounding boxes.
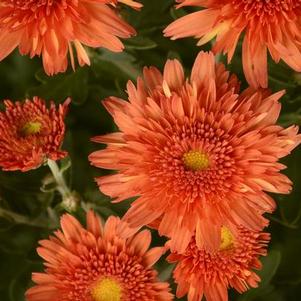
[26,211,173,301]
[0,97,69,172]
[164,0,301,88]
[89,51,301,253]
[167,226,270,301]
[0,0,142,75]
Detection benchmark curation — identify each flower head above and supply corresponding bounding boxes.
[26,211,173,301]
[89,51,301,253]
[167,226,270,301]
[164,0,301,88]
[0,0,142,75]
[0,97,69,172]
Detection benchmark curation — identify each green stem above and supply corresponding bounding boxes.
[269,216,299,229]
[0,208,49,228]
[47,159,71,196]
[47,159,78,212]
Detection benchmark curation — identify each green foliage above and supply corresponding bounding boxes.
[237,250,282,301]
[0,1,301,300]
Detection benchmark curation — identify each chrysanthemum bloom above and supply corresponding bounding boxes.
[164,0,301,88]
[167,226,270,301]
[25,211,173,301]
[0,97,69,172]
[0,0,142,76]
[89,51,301,253]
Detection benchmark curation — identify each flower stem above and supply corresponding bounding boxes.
[0,208,50,228]
[47,159,70,195]
[47,159,78,212]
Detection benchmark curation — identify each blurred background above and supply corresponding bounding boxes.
[0,0,301,300]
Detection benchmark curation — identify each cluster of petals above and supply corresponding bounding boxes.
[89,51,301,253]
[164,0,301,88]
[0,97,69,172]
[0,0,142,75]
[26,210,173,301]
[167,226,270,301]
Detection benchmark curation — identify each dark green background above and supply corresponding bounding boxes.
[0,1,301,300]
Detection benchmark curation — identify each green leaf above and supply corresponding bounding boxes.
[27,67,89,105]
[259,250,282,288]
[159,262,175,282]
[124,36,157,50]
[91,50,141,81]
[238,250,282,301]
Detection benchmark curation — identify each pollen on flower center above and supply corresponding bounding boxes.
[91,278,122,301]
[182,150,210,171]
[19,121,42,137]
[220,226,234,251]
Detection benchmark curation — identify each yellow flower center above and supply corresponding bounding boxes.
[182,150,210,171]
[91,278,122,301]
[220,226,234,251]
[19,121,42,137]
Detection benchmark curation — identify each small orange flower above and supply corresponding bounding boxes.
[164,0,301,88]
[0,97,69,172]
[167,226,270,301]
[0,0,142,75]
[89,51,301,253]
[26,211,173,301]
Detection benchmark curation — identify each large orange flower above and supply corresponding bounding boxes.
[164,0,301,88]
[0,0,141,75]
[26,211,173,301]
[89,51,300,253]
[167,226,270,301]
[0,97,69,172]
